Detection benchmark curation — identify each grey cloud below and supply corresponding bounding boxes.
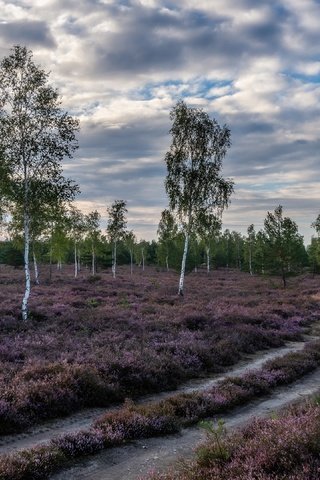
[60,16,87,36]
[79,116,169,160]
[79,3,289,82]
[0,20,55,48]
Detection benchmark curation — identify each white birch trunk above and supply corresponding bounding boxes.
[165,254,169,272]
[130,250,133,275]
[33,248,39,285]
[112,241,117,278]
[22,210,31,321]
[142,249,145,271]
[249,245,253,275]
[178,233,189,296]
[206,246,210,274]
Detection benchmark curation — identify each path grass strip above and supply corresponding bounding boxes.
[1,340,320,480]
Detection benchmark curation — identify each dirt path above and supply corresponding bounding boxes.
[0,338,310,455]
[51,366,320,480]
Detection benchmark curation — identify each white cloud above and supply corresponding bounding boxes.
[0,0,320,243]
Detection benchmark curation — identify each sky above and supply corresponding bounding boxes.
[0,0,320,244]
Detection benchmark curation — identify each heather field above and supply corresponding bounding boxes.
[146,398,320,480]
[1,266,320,479]
[0,264,319,439]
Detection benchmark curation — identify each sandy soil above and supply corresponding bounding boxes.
[0,339,307,456]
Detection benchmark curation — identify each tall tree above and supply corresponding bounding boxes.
[254,230,267,275]
[164,100,234,295]
[67,206,85,278]
[246,224,256,275]
[106,199,127,278]
[157,209,178,271]
[196,208,221,274]
[0,46,79,319]
[123,230,136,275]
[264,205,304,287]
[48,206,70,277]
[309,215,320,273]
[85,210,101,276]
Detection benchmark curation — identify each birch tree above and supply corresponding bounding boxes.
[196,208,221,274]
[106,200,127,278]
[157,209,178,271]
[123,230,136,275]
[164,100,234,295]
[0,46,79,319]
[246,224,256,275]
[67,206,85,278]
[85,210,101,276]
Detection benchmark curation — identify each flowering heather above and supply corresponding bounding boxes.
[1,341,320,479]
[145,401,320,480]
[0,265,319,433]
[51,429,105,457]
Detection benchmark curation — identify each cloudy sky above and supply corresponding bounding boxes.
[1,0,320,243]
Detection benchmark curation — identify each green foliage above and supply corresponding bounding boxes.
[0,46,79,210]
[106,200,127,243]
[0,241,24,267]
[0,45,79,318]
[157,209,178,270]
[164,100,234,294]
[198,419,230,464]
[307,237,320,273]
[263,205,306,286]
[165,100,234,226]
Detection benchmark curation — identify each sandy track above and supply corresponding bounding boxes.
[0,338,309,455]
[51,365,320,480]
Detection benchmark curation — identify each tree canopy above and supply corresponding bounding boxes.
[0,45,79,319]
[164,100,234,294]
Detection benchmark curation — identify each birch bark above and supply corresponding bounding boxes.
[22,208,30,321]
[33,247,39,285]
[178,232,189,296]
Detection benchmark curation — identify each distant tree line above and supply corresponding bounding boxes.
[0,202,313,281]
[0,46,317,320]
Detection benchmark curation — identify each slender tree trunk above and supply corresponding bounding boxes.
[130,250,133,275]
[226,239,229,268]
[78,249,81,272]
[22,156,31,322]
[142,248,145,271]
[281,265,286,288]
[49,242,52,282]
[92,242,95,275]
[206,246,210,274]
[249,244,253,275]
[49,227,53,282]
[178,232,189,296]
[33,246,39,285]
[237,241,242,270]
[74,242,78,278]
[22,209,31,321]
[112,241,117,278]
[166,246,169,272]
